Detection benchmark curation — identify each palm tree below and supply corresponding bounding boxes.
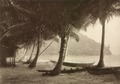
[98,20,105,67]
[83,0,120,67]
[0,0,91,69]
[3,0,118,73]
[25,42,36,64]
[3,0,91,75]
[29,32,42,68]
[0,1,53,68]
[49,1,92,75]
[17,47,28,63]
[28,36,59,67]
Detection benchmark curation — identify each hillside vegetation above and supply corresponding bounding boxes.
[41,33,112,56]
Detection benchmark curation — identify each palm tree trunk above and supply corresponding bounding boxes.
[25,42,36,64]
[18,49,28,63]
[29,34,42,68]
[0,44,7,67]
[50,33,70,76]
[63,33,70,61]
[1,56,7,67]
[97,21,105,67]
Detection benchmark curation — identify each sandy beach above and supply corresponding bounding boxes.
[0,61,120,84]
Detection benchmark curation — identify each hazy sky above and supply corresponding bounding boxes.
[80,16,120,55]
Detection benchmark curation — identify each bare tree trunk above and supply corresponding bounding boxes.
[25,42,36,64]
[50,33,70,76]
[97,21,105,67]
[29,34,42,68]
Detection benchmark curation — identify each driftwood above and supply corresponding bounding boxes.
[50,60,95,67]
[85,66,120,75]
[37,68,85,74]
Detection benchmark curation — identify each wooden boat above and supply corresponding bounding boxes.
[37,70,51,72]
[85,66,120,75]
[50,60,95,67]
[61,68,85,73]
[37,68,86,73]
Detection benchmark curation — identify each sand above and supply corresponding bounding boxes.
[0,61,120,84]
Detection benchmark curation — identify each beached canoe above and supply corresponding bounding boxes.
[114,69,120,79]
[85,66,120,75]
[37,68,85,73]
[50,60,95,67]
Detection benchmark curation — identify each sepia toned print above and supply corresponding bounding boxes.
[0,0,120,84]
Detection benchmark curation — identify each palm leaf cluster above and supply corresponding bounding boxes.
[0,0,89,43]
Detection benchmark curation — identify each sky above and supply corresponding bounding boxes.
[80,16,120,55]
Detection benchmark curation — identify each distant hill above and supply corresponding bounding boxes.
[41,33,112,56]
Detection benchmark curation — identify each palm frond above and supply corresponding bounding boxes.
[70,31,80,42]
[0,22,30,42]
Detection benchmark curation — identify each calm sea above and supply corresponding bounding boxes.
[16,52,120,67]
[38,55,120,67]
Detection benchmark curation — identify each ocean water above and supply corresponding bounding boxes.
[16,50,120,67]
[39,55,120,67]
[16,47,120,67]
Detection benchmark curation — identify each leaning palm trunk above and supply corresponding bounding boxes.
[97,21,105,67]
[63,33,70,61]
[0,56,7,67]
[50,30,70,76]
[17,48,28,63]
[29,34,42,68]
[25,42,36,64]
[0,44,7,67]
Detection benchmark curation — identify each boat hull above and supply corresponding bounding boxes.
[50,60,94,67]
[85,66,120,75]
